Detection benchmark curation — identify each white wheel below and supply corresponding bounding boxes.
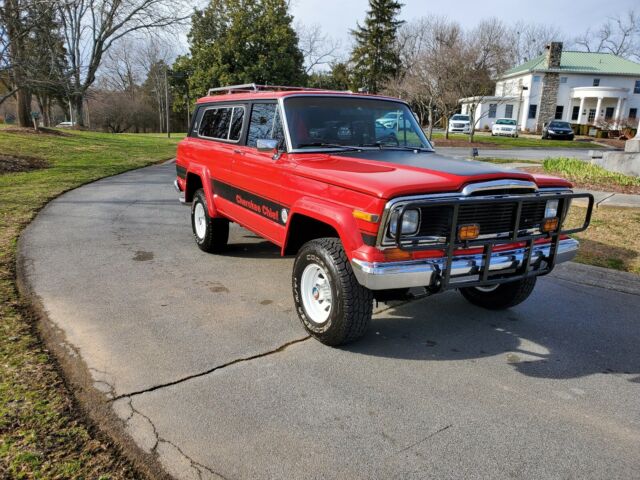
[300,263,333,324]
[474,284,500,293]
[193,202,207,240]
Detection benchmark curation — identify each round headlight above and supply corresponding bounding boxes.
[389,208,420,237]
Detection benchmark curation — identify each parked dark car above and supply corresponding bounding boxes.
[542,121,575,140]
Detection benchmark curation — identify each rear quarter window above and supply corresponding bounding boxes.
[196,105,246,142]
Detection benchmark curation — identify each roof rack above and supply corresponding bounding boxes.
[207,83,344,96]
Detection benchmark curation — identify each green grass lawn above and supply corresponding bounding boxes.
[0,128,180,479]
[431,132,604,149]
[542,157,640,188]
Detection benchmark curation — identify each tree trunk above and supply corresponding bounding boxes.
[16,88,32,128]
[427,106,434,141]
[444,116,450,140]
[72,94,84,127]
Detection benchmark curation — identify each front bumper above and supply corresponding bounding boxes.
[173,179,187,204]
[548,132,574,139]
[351,238,579,290]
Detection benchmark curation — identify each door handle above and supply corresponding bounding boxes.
[233,149,245,155]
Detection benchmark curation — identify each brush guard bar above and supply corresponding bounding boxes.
[353,192,594,292]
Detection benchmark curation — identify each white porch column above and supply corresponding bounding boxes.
[614,97,625,128]
[576,96,586,124]
[594,97,603,124]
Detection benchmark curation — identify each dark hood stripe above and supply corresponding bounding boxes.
[335,150,515,176]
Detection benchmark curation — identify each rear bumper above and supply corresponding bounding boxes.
[351,238,579,290]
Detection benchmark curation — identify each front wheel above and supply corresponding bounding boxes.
[191,189,229,253]
[293,238,373,346]
[459,277,537,310]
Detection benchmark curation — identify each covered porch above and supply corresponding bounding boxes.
[569,86,629,127]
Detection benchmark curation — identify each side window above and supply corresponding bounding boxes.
[199,108,231,139]
[247,103,285,148]
[229,107,244,141]
[198,106,245,141]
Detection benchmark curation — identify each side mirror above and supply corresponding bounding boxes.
[256,138,279,152]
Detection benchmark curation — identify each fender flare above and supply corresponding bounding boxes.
[185,164,218,217]
[283,196,363,258]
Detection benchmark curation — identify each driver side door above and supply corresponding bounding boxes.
[226,101,291,245]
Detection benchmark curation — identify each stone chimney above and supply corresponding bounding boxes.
[546,42,563,69]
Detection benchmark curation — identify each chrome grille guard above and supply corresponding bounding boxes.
[387,191,594,291]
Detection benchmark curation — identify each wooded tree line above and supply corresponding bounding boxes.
[1,0,639,132]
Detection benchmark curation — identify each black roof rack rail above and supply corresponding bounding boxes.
[206,83,348,96]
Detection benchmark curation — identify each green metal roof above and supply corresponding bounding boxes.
[503,51,640,77]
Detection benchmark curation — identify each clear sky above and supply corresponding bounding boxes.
[289,0,638,56]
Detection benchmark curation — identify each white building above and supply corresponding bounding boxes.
[460,43,640,133]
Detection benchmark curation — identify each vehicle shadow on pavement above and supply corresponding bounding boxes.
[344,287,640,383]
[224,238,282,259]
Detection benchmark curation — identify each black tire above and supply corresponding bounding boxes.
[459,277,537,310]
[191,188,229,253]
[293,238,373,346]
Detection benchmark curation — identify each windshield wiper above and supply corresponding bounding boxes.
[296,142,363,151]
[362,142,430,152]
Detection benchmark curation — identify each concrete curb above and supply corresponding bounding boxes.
[573,189,640,209]
[551,262,640,296]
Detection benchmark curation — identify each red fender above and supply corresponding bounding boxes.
[283,196,363,259]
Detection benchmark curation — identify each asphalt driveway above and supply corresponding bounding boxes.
[19,161,640,479]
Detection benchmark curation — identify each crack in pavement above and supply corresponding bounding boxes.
[111,336,311,401]
[118,397,230,479]
[393,424,453,456]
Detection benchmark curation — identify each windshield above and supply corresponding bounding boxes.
[283,96,432,150]
[549,121,570,128]
[496,119,516,125]
[451,115,469,121]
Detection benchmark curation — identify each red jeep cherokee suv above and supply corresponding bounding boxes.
[175,84,593,346]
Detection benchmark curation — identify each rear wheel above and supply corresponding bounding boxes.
[459,277,537,310]
[293,238,373,346]
[191,188,229,253]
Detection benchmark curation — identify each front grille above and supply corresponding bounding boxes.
[415,199,550,240]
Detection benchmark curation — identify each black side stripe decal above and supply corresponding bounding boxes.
[176,165,187,179]
[212,180,287,225]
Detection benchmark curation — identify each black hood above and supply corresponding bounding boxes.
[335,149,514,176]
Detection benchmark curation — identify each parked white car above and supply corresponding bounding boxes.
[55,121,76,128]
[491,118,518,137]
[448,114,471,134]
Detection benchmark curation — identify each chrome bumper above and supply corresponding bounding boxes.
[173,179,187,204]
[351,238,579,290]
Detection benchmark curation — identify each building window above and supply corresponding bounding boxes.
[488,104,497,118]
[555,105,564,120]
[560,77,568,84]
[605,107,614,120]
[528,104,537,119]
[504,104,514,119]
[571,106,580,121]
[533,76,541,83]
[634,80,640,94]
[630,108,637,119]
[593,78,600,86]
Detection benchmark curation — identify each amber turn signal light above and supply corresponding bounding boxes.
[458,223,480,241]
[352,210,380,223]
[541,217,559,232]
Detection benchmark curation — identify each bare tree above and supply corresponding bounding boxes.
[296,22,340,74]
[508,21,566,65]
[574,10,639,60]
[56,0,189,126]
